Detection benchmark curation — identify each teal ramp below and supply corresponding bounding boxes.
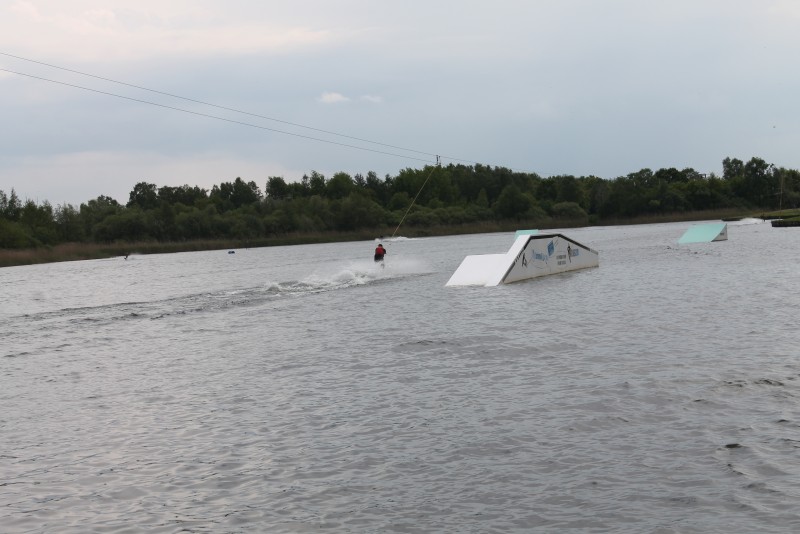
[678,223,728,244]
[514,229,538,238]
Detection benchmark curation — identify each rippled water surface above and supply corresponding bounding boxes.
[3,220,800,533]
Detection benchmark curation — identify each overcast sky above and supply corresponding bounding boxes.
[2,0,799,206]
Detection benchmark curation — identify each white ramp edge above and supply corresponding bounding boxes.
[446,233,599,287]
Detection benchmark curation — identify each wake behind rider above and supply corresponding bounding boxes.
[374,243,387,262]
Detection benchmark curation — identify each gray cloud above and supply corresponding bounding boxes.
[2,1,799,205]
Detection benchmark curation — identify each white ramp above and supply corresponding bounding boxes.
[446,233,599,287]
[445,254,507,286]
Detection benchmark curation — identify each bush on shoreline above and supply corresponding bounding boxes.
[3,157,798,267]
[0,208,752,268]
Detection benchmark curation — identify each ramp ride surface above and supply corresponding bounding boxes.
[678,223,728,244]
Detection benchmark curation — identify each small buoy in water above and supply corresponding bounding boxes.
[228,250,235,254]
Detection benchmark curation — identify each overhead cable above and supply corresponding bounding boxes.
[1,52,543,174]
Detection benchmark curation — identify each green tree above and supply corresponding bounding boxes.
[127,182,159,210]
[600,177,641,217]
[450,164,483,204]
[266,176,290,199]
[722,157,744,181]
[19,200,58,245]
[230,177,262,207]
[652,182,687,212]
[475,188,489,208]
[627,168,656,189]
[0,189,23,221]
[175,207,214,239]
[94,209,150,242]
[680,180,714,210]
[154,201,176,240]
[654,167,686,184]
[326,172,355,199]
[741,157,775,207]
[551,201,588,222]
[424,167,457,206]
[774,168,800,209]
[54,203,85,242]
[80,195,122,239]
[333,193,386,230]
[493,184,532,219]
[308,171,326,196]
[391,168,426,202]
[537,178,558,204]
[680,167,704,182]
[584,176,609,216]
[210,178,260,211]
[0,219,31,248]
[364,171,388,203]
[158,185,207,206]
[554,175,585,206]
[388,191,411,211]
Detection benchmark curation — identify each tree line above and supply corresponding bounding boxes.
[1,156,798,249]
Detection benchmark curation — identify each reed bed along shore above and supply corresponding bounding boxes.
[0,209,769,268]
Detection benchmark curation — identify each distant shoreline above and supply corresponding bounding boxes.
[0,208,780,268]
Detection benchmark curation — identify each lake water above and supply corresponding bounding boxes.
[2,220,800,533]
